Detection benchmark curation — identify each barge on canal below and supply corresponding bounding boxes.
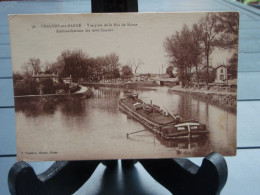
[119,94,207,139]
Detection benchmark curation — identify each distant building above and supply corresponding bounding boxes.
[62,76,72,84]
[160,77,179,86]
[215,65,228,83]
[133,73,150,81]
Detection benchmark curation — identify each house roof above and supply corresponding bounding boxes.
[215,65,228,70]
[202,66,214,70]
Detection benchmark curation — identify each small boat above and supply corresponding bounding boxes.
[119,94,207,139]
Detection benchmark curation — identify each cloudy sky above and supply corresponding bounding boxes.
[9,12,234,74]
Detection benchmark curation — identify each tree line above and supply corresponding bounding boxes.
[18,50,136,82]
[13,51,136,95]
[164,12,239,87]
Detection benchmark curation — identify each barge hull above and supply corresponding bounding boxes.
[119,100,160,134]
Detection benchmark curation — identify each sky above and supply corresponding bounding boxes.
[9,12,235,74]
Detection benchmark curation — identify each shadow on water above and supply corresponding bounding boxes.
[59,100,86,116]
[15,97,87,118]
[174,91,236,115]
[15,100,57,117]
[128,130,211,157]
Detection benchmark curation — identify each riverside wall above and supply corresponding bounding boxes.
[14,88,93,103]
[81,81,159,89]
[14,93,84,103]
[169,87,237,112]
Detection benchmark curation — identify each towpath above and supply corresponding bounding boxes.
[75,85,88,94]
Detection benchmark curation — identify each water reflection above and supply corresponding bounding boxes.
[15,87,236,158]
[15,101,57,117]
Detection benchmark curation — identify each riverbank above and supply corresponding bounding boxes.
[14,85,93,102]
[168,86,237,112]
[82,81,159,89]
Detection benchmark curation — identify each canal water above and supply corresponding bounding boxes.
[15,87,236,161]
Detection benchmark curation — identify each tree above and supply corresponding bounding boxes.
[166,66,174,78]
[49,56,66,75]
[13,72,23,85]
[228,53,238,79]
[112,67,120,80]
[23,58,41,76]
[128,58,143,74]
[14,78,38,96]
[44,69,52,74]
[164,13,238,88]
[193,13,239,86]
[40,79,56,94]
[164,25,199,86]
[191,25,203,84]
[215,12,239,49]
[105,53,120,82]
[121,65,133,79]
[194,14,220,86]
[60,49,88,83]
[95,56,107,82]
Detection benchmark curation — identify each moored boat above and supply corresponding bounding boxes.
[119,94,207,139]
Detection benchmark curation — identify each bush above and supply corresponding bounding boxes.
[14,78,38,96]
[40,79,56,94]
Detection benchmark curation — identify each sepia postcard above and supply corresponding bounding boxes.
[9,12,239,161]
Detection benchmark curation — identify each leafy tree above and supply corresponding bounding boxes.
[40,79,56,94]
[164,25,199,86]
[44,69,52,74]
[166,66,174,78]
[192,13,220,87]
[14,78,38,96]
[112,67,120,80]
[49,57,66,75]
[13,72,23,85]
[215,12,239,49]
[95,56,107,82]
[121,65,133,79]
[105,53,120,82]
[60,49,88,83]
[191,25,203,84]
[228,53,238,79]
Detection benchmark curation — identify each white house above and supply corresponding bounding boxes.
[215,65,228,83]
